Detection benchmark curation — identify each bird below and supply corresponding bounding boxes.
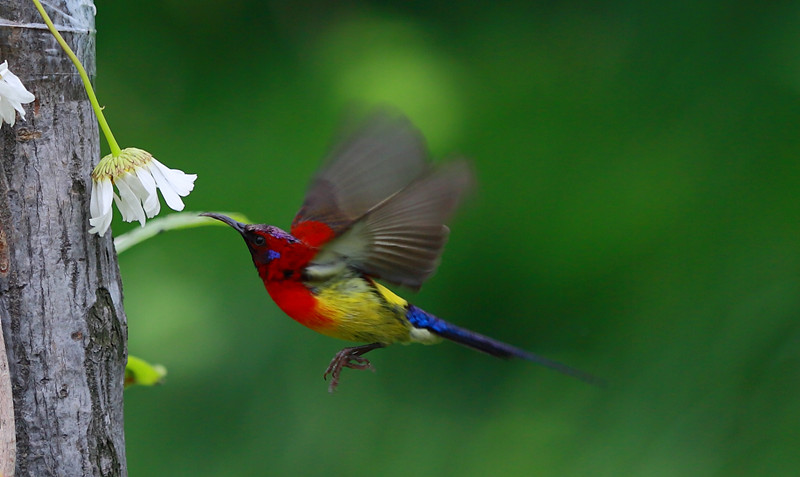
[203,112,600,392]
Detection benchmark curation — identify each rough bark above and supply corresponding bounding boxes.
[0,1,127,476]
[0,312,13,477]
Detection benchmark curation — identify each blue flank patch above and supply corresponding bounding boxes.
[406,305,452,334]
[267,249,281,261]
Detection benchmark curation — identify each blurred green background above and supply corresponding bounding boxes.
[95,1,800,475]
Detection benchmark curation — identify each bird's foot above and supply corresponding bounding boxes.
[323,342,386,393]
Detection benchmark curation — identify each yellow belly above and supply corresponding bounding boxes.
[311,278,414,344]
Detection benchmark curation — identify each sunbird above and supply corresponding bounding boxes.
[204,112,599,392]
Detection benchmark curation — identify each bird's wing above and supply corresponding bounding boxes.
[292,111,473,289]
[290,111,430,247]
[309,161,473,289]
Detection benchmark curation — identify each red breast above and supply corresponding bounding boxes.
[265,279,333,331]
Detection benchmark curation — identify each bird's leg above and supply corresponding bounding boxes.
[323,342,386,393]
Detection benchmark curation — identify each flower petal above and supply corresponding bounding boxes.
[114,176,146,226]
[134,167,160,218]
[89,180,101,218]
[118,171,155,219]
[0,82,34,107]
[88,207,113,236]
[0,61,34,126]
[148,160,186,211]
[0,100,15,127]
[150,158,196,196]
[88,178,114,236]
[91,178,113,218]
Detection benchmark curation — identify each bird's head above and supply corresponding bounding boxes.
[201,213,313,281]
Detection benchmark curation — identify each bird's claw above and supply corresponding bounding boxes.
[322,343,385,393]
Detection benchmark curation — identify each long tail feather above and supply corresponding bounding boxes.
[407,306,603,386]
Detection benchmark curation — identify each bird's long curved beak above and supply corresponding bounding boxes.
[200,212,246,234]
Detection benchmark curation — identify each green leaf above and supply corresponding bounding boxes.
[125,355,168,388]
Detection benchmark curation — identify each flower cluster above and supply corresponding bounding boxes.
[89,148,197,236]
[0,60,35,127]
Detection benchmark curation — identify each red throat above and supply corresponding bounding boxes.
[254,228,334,331]
[255,235,316,282]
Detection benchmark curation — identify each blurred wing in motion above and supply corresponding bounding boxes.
[317,161,473,289]
[294,111,474,289]
[291,111,431,241]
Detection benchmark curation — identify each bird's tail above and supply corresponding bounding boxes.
[406,305,603,386]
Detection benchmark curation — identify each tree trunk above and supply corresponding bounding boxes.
[0,1,127,476]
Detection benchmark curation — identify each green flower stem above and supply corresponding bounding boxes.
[114,212,252,254]
[31,0,121,157]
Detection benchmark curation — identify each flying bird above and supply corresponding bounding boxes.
[203,112,599,392]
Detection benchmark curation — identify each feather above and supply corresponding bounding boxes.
[406,305,604,386]
[292,111,431,238]
[310,161,474,289]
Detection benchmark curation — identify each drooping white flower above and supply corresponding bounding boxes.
[89,148,197,236]
[0,60,35,127]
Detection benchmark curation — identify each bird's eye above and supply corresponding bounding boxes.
[253,235,266,246]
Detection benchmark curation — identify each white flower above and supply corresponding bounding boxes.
[89,148,197,236]
[0,61,35,127]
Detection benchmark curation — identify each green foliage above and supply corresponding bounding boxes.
[103,1,800,475]
[125,355,167,388]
